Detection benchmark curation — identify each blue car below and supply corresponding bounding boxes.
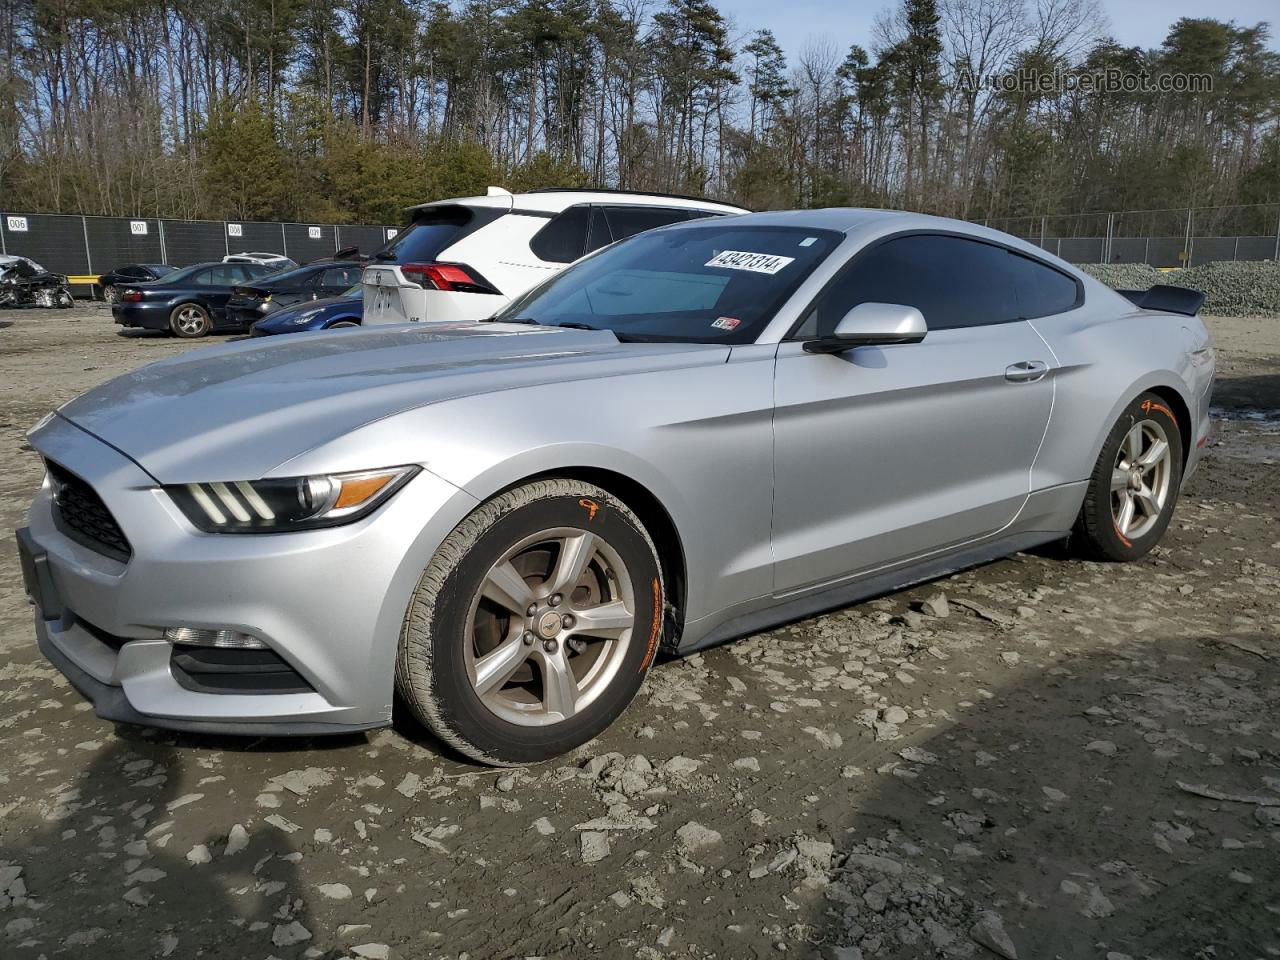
[249,285,363,337]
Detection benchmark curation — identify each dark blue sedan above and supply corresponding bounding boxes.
[249,285,363,337]
[112,261,282,338]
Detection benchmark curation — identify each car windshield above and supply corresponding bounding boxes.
[341,284,362,297]
[252,264,317,287]
[493,224,842,344]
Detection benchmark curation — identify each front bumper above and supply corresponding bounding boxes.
[20,415,476,736]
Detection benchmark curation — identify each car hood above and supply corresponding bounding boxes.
[54,322,729,482]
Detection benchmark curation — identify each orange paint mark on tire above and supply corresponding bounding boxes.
[1140,399,1174,421]
[641,577,661,670]
[578,498,600,521]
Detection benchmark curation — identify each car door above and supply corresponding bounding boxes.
[770,233,1055,594]
[196,264,243,317]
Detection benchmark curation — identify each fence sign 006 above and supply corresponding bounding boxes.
[6,216,29,232]
[130,220,148,235]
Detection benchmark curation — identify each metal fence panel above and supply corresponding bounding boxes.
[1145,238,1187,268]
[1057,238,1104,263]
[83,217,164,273]
[226,221,286,257]
[337,225,393,256]
[1,213,90,276]
[1108,238,1149,264]
[1189,237,1237,266]
[160,220,230,265]
[283,224,340,263]
[1236,237,1279,261]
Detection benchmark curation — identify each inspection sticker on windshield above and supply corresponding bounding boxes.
[705,250,795,274]
[711,316,741,331]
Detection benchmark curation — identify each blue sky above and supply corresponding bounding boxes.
[715,0,1280,60]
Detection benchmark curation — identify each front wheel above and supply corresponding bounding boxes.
[328,320,359,329]
[169,303,211,338]
[1073,392,1184,561]
[396,479,664,765]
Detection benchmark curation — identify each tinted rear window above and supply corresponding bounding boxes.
[1007,253,1080,318]
[371,207,477,263]
[531,205,591,263]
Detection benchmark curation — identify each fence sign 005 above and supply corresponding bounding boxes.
[7,216,29,232]
[130,220,148,235]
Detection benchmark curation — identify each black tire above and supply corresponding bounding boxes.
[1073,391,1184,561]
[55,289,73,308]
[169,303,212,338]
[397,478,664,765]
[328,320,359,328]
[102,284,118,305]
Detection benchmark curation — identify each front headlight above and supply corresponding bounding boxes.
[165,467,418,533]
[290,308,324,325]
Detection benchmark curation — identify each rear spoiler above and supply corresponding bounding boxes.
[1116,284,1205,317]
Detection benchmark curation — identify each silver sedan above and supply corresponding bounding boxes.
[17,209,1215,764]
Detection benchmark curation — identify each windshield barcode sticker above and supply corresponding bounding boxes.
[705,250,795,274]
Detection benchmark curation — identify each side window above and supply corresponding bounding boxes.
[120,266,145,279]
[530,206,590,263]
[603,206,689,242]
[322,265,363,287]
[189,268,215,286]
[807,234,1019,335]
[585,207,614,254]
[1007,253,1080,318]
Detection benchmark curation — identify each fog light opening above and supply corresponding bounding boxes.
[164,626,267,650]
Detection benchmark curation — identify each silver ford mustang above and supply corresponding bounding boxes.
[17,209,1215,764]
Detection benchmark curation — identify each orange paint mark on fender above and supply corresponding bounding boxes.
[578,498,600,521]
[1140,399,1174,420]
[641,578,662,670]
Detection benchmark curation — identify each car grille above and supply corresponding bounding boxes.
[46,461,132,562]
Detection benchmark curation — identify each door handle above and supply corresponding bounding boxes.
[1005,360,1048,383]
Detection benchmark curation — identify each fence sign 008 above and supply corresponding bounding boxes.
[227,223,243,237]
[130,220,148,235]
[6,216,29,232]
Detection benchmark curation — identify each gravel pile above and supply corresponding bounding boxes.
[1078,260,1280,317]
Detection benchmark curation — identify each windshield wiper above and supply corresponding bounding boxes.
[495,317,540,324]
[550,321,600,331]
[371,251,397,260]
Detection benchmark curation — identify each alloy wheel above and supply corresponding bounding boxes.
[175,306,207,335]
[464,527,636,726]
[1110,419,1173,540]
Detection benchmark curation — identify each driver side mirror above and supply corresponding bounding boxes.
[803,302,928,354]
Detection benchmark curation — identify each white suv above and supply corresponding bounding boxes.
[362,188,746,325]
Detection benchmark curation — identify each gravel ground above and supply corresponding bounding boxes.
[0,305,1277,960]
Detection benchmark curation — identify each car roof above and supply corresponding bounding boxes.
[407,187,746,216]
[678,207,1079,267]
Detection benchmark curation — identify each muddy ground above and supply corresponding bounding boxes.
[0,305,1277,960]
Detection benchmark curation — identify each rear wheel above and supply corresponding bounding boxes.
[1073,392,1183,561]
[397,479,664,765]
[102,284,118,304]
[169,303,211,338]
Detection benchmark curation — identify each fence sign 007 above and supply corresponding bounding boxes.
[6,216,29,232]
[130,220,148,235]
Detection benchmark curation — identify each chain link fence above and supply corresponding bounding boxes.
[979,203,1280,268]
[0,213,399,288]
